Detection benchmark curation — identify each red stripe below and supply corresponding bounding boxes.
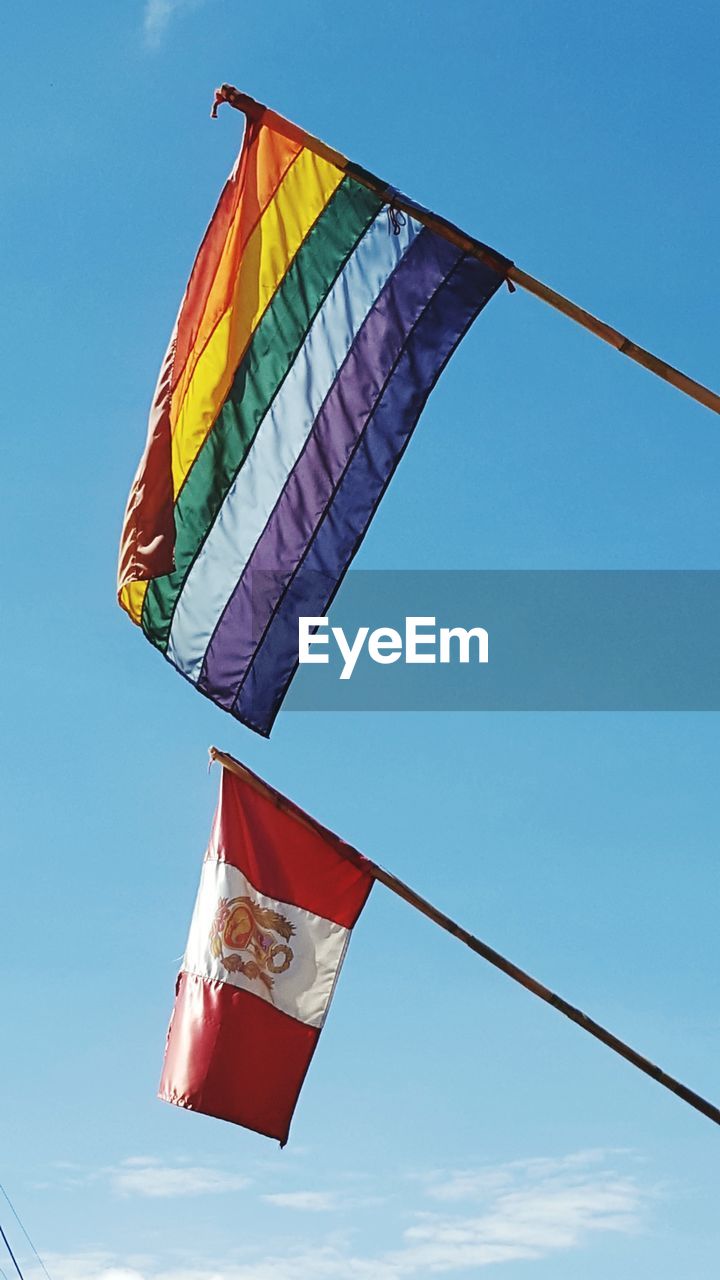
[210,768,373,927]
[159,972,318,1144]
[117,332,177,586]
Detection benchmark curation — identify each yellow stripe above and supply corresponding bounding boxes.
[170,148,343,498]
[120,579,149,625]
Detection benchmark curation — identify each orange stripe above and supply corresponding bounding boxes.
[171,125,258,382]
[172,124,303,409]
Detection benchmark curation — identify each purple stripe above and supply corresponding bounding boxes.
[232,252,504,736]
[198,227,463,707]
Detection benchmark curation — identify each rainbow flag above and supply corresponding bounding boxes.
[118,91,509,736]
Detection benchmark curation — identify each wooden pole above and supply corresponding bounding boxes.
[210,746,720,1130]
[212,84,720,417]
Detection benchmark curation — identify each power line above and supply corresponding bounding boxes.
[0,1184,52,1280]
[0,1220,25,1280]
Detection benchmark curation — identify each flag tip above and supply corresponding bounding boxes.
[210,85,264,121]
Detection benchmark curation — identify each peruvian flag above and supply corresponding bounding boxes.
[159,758,374,1144]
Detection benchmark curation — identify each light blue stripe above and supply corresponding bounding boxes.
[167,211,422,682]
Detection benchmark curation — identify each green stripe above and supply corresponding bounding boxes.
[141,178,383,651]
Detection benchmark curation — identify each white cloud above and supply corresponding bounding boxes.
[142,0,204,48]
[88,1272,146,1280]
[34,1150,649,1279]
[30,1259,148,1280]
[33,1252,394,1280]
[392,1168,642,1273]
[389,1149,644,1273]
[422,1168,513,1203]
[262,1190,339,1212]
[423,1148,631,1203]
[110,1157,250,1199]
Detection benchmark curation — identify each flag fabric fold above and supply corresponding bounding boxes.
[159,761,373,1144]
[118,100,509,734]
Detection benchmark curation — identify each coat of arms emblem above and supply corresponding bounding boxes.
[209,894,295,993]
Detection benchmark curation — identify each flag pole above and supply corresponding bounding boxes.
[212,85,720,417]
[210,746,720,1130]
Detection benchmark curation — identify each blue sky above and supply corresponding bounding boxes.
[2,1,720,1277]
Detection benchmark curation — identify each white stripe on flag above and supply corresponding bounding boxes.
[182,858,352,1029]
